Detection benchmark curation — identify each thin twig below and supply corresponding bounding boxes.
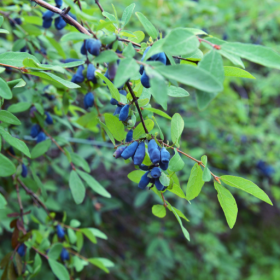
[32,247,49,259]
[198,37,221,50]
[0,63,28,73]
[126,82,149,134]
[95,0,104,13]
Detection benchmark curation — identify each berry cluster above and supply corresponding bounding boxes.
[56,225,70,261]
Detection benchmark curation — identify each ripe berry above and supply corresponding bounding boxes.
[60,248,70,261]
[84,92,94,109]
[87,64,97,83]
[30,124,41,138]
[119,104,130,121]
[138,172,151,189]
[113,146,127,158]
[36,132,46,143]
[110,98,119,105]
[17,244,26,257]
[151,167,161,178]
[108,62,117,80]
[150,148,160,164]
[133,142,146,165]
[141,71,150,88]
[159,161,169,171]
[155,178,164,191]
[55,0,63,7]
[42,10,54,20]
[121,141,138,160]
[45,112,53,125]
[56,225,65,239]
[148,139,158,155]
[21,164,28,178]
[119,90,127,96]
[42,18,53,29]
[126,130,133,142]
[86,39,101,56]
[113,106,123,116]
[139,164,150,171]
[160,147,170,163]
[55,16,66,30]
[71,65,84,83]
[80,41,87,55]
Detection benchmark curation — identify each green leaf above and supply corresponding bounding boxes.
[167,85,189,98]
[0,111,21,125]
[169,149,185,172]
[185,163,204,200]
[8,102,31,113]
[0,16,3,27]
[220,175,273,205]
[146,68,168,110]
[169,183,185,198]
[94,50,119,64]
[60,32,91,42]
[29,71,80,89]
[163,28,199,56]
[224,66,255,79]
[77,170,111,198]
[201,156,211,182]
[69,152,90,173]
[30,166,47,201]
[47,37,66,59]
[98,119,116,146]
[0,127,30,158]
[133,119,154,139]
[167,203,190,241]
[171,113,184,147]
[152,116,164,140]
[155,65,223,93]
[121,3,135,27]
[171,206,189,222]
[89,228,107,240]
[7,79,26,89]
[31,139,52,159]
[144,107,171,119]
[88,258,109,273]
[114,58,139,88]
[0,154,16,177]
[122,43,136,58]
[104,113,125,142]
[48,243,63,260]
[135,12,158,39]
[69,170,86,204]
[31,254,42,278]
[127,170,146,183]
[0,193,7,209]
[159,172,170,186]
[195,91,218,111]
[0,78,13,100]
[48,259,70,280]
[95,72,120,101]
[214,182,238,229]
[152,204,166,218]
[223,42,280,70]
[0,52,40,67]
[80,228,97,244]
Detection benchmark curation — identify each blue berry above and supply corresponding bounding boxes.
[56,225,65,239]
[151,167,161,178]
[141,71,150,88]
[110,98,119,105]
[71,65,84,83]
[60,248,69,261]
[159,161,169,171]
[21,164,28,178]
[160,147,170,164]
[155,178,164,191]
[87,64,97,83]
[17,244,26,257]
[126,130,133,142]
[121,142,139,160]
[150,148,160,164]
[113,106,123,116]
[113,146,127,158]
[45,112,53,125]
[139,172,151,189]
[37,132,46,143]
[139,164,149,171]
[148,139,157,155]
[55,0,63,7]
[84,92,94,109]
[80,41,87,55]
[30,124,41,138]
[42,10,54,20]
[42,18,53,29]
[86,39,101,56]
[119,105,130,121]
[133,142,145,165]
[55,16,66,30]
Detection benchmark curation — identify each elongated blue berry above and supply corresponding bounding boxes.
[71,65,84,83]
[139,164,149,171]
[55,16,66,30]
[159,161,169,171]
[21,164,28,178]
[80,41,87,55]
[60,248,69,261]
[113,106,122,116]
[37,132,46,143]
[160,147,170,164]
[55,0,63,7]
[126,130,133,142]
[121,141,138,160]
[133,142,145,165]
[139,171,151,189]
[30,124,41,138]
[86,39,101,56]
[119,104,129,121]
[151,167,161,178]
[148,139,157,155]
[45,112,53,125]
[42,10,54,20]
[155,178,164,191]
[113,146,127,158]
[84,92,94,109]
[150,148,160,164]
[42,18,52,28]
[110,98,118,105]
[17,244,26,257]
[87,64,97,83]
[157,52,167,65]
[119,90,127,96]
[8,147,15,155]
[56,225,65,239]
[108,62,117,80]
[141,71,150,88]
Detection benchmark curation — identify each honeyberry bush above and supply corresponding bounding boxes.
[0,0,279,279]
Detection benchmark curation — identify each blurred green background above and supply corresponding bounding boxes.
[1,0,280,279]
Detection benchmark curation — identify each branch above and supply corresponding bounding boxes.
[126,82,149,134]
[95,0,104,13]
[31,0,91,35]
[0,63,28,73]
[198,37,221,50]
